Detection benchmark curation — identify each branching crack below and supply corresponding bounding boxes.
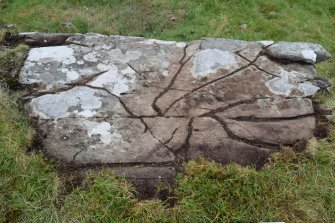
[151,44,192,115]
[164,63,253,115]
[72,147,87,162]
[235,51,280,78]
[139,119,176,157]
[75,84,137,117]
[210,115,280,150]
[234,51,253,62]
[253,64,281,78]
[163,47,301,115]
[198,98,260,117]
[163,127,180,145]
[127,62,141,75]
[175,117,194,162]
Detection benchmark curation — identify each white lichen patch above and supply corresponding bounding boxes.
[176,42,187,48]
[106,48,142,63]
[27,46,75,62]
[121,66,136,75]
[88,65,136,96]
[20,45,111,89]
[192,49,240,78]
[28,87,102,119]
[266,78,292,96]
[82,120,123,145]
[83,52,99,62]
[258,40,274,47]
[301,49,317,63]
[266,68,319,96]
[297,82,320,96]
[97,63,114,71]
[101,45,112,50]
[61,68,80,80]
[144,39,177,45]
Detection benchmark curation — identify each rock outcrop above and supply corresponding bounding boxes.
[19,33,331,190]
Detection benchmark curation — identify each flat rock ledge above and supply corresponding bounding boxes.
[19,33,331,193]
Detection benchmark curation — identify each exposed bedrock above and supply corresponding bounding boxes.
[19,33,332,189]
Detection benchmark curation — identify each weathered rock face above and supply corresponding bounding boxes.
[19,33,331,182]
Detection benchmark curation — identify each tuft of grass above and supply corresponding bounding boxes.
[173,139,335,222]
[61,169,136,222]
[0,43,29,88]
[61,170,171,223]
[0,0,334,51]
[0,29,5,42]
[316,58,335,119]
[0,87,60,223]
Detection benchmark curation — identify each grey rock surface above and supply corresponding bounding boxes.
[265,42,331,64]
[19,33,331,181]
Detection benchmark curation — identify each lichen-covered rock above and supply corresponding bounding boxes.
[19,33,331,180]
[265,42,331,64]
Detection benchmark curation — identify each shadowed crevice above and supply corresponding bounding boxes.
[151,44,191,115]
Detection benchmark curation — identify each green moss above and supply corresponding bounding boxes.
[0,44,29,89]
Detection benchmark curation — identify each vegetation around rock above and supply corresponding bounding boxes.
[0,0,334,222]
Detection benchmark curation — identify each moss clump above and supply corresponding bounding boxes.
[0,44,29,89]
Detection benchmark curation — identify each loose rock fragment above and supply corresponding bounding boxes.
[266,42,331,64]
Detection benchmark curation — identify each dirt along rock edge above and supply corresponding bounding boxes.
[18,32,332,196]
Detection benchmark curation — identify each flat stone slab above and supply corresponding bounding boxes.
[19,33,331,178]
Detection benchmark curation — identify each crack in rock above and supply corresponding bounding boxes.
[151,44,191,115]
[18,33,332,182]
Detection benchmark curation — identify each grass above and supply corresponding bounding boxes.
[0,0,335,222]
[0,44,29,88]
[0,87,60,222]
[0,0,334,49]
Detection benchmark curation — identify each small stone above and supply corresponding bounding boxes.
[266,42,332,64]
[309,77,331,90]
[62,22,75,28]
[1,24,16,29]
[240,23,248,30]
